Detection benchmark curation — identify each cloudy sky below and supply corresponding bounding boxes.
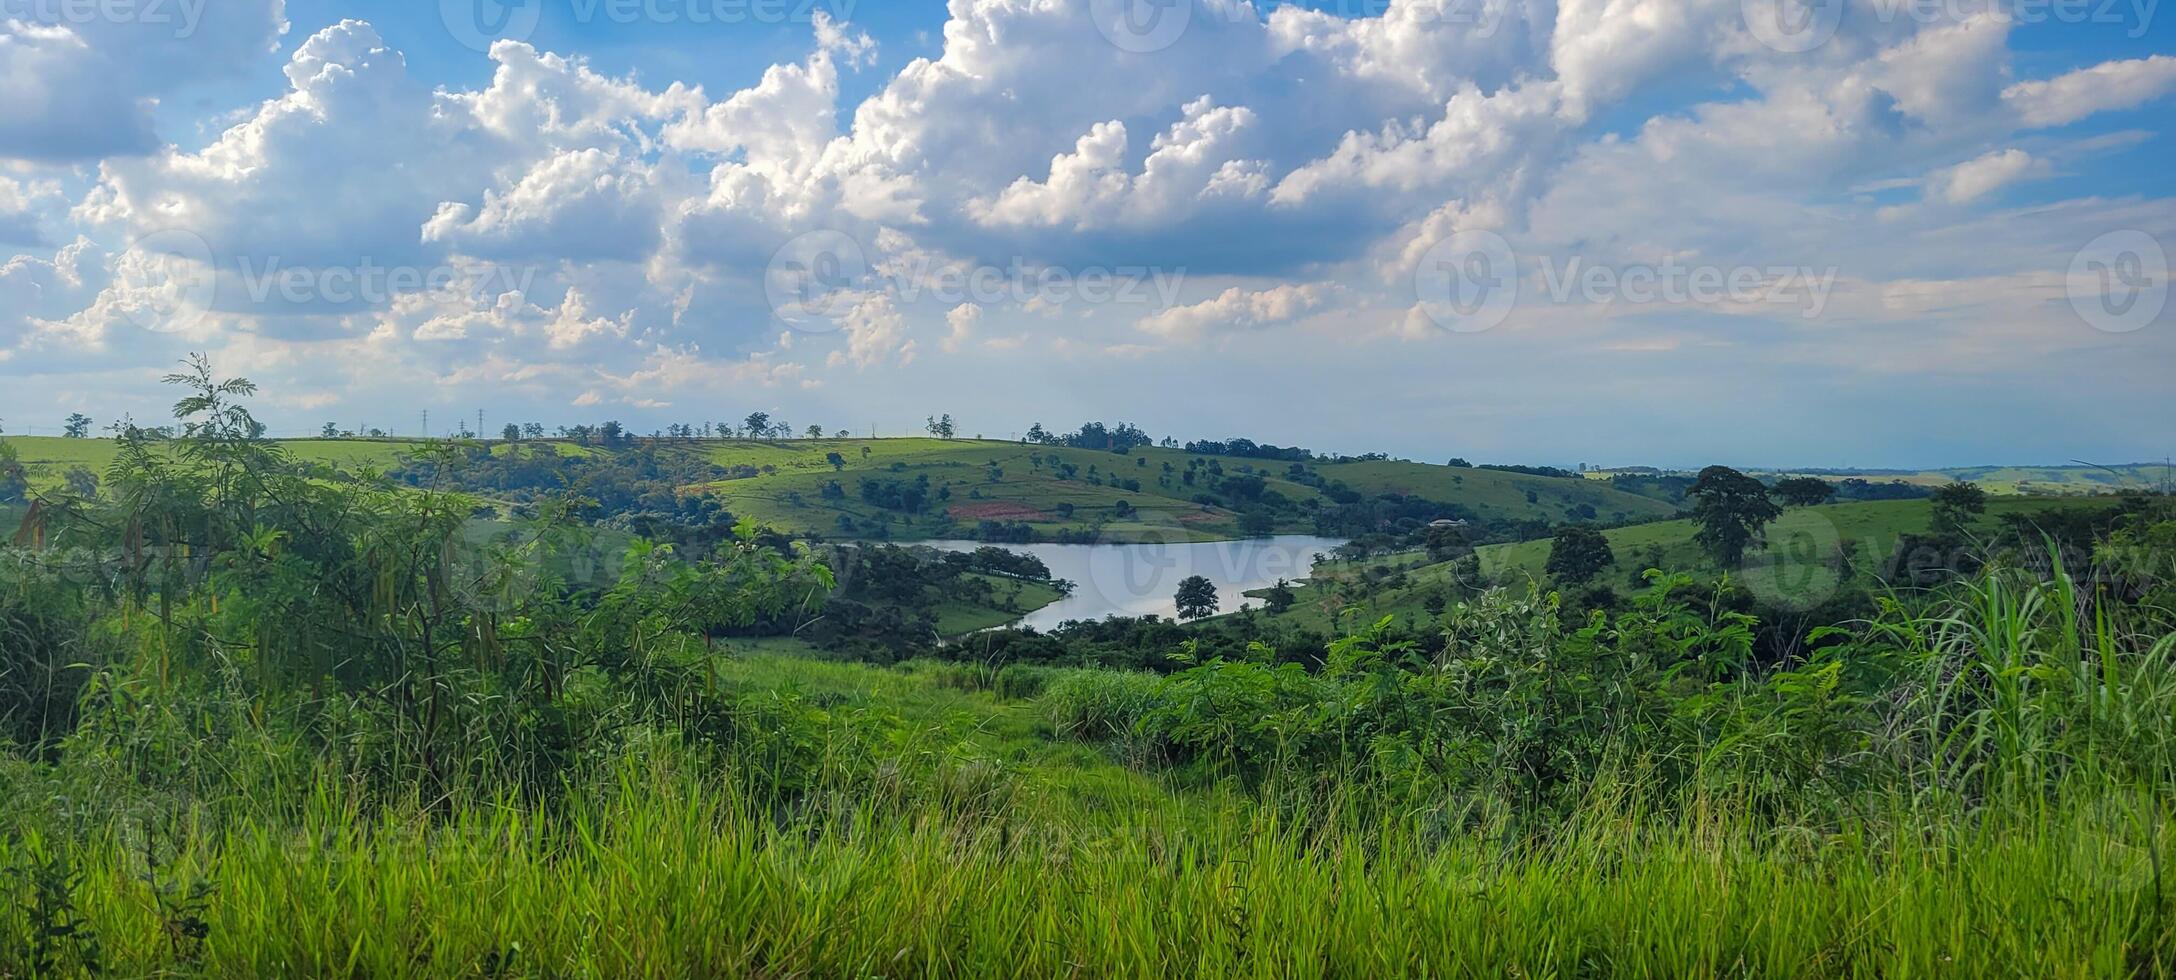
[1,0,2171,467]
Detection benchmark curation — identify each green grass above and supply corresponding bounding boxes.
[1247,497,2117,631]
[686,438,1678,541]
[5,435,432,489]
[929,574,1065,635]
[8,640,2172,977]
[9,769,2163,978]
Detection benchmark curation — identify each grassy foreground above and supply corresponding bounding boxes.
[7,372,2176,977]
[4,766,2165,978]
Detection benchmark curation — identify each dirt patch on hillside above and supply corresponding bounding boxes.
[947,502,1053,522]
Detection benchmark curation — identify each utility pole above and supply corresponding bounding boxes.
[421,410,429,438]
[478,409,486,441]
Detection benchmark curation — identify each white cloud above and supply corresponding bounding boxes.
[942,302,981,352]
[2005,55,2176,128]
[1138,283,1335,340]
[1929,148,2041,204]
[0,2,288,163]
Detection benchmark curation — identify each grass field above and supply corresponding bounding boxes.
[7,435,1679,541]
[1249,496,2116,631]
[688,438,1681,541]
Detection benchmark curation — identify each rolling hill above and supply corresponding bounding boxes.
[685,438,1681,541]
[1246,495,2125,631]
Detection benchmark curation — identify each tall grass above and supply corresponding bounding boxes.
[1,760,2170,977]
[6,368,2175,977]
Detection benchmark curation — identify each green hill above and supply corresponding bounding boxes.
[1248,496,2122,631]
[685,438,1680,541]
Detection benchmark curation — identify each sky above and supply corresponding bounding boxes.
[1,0,2172,469]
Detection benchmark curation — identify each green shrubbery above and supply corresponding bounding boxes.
[3,361,2176,975]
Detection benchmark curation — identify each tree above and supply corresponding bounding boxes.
[1688,465,1782,568]
[1929,481,1987,537]
[1771,476,1836,507]
[1264,579,1297,614]
[523,422,545,440]
[63,413,94,438]
[1025,422,1049,444]
[805,425,825,439]
[62,465,99,499]
[926,414,957,439]
[1545,525,1616,586]
[321,422,341,439]
[826,452,848,472]
[1174,575,1219,621]
[743,412,771,440]
[0,440,26,504]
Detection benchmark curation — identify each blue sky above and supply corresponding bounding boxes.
[2,0,2172,467]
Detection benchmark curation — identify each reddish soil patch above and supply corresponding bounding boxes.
[947,502,1053,522]
[1174,509,1226,524]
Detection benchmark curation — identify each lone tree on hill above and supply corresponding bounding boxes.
[1545,525,1616,586]
[1771,476,1836,507]
[1175,575,1219,621]
[1929,481,1988,537]
[1688,465,1782,569]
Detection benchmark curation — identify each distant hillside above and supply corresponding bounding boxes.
[1248,496,2124,632]
[3,435,1678,542]
[687,438,1679,541]
[1588,462,2172,497]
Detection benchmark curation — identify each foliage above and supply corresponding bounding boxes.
[1544,524,1615,585]
[1174,575,1219,621]
[1688,465,1783,568]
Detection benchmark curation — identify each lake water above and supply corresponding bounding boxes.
[925,535,1345,631]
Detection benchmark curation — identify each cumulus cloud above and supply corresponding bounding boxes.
[0,2,288,163]
[2005,55,2176,128]
[1929,149,2043,204]
[0,0,2167,455]
[1138,283,1336,340]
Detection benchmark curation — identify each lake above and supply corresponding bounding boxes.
[925,535,1345,631]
